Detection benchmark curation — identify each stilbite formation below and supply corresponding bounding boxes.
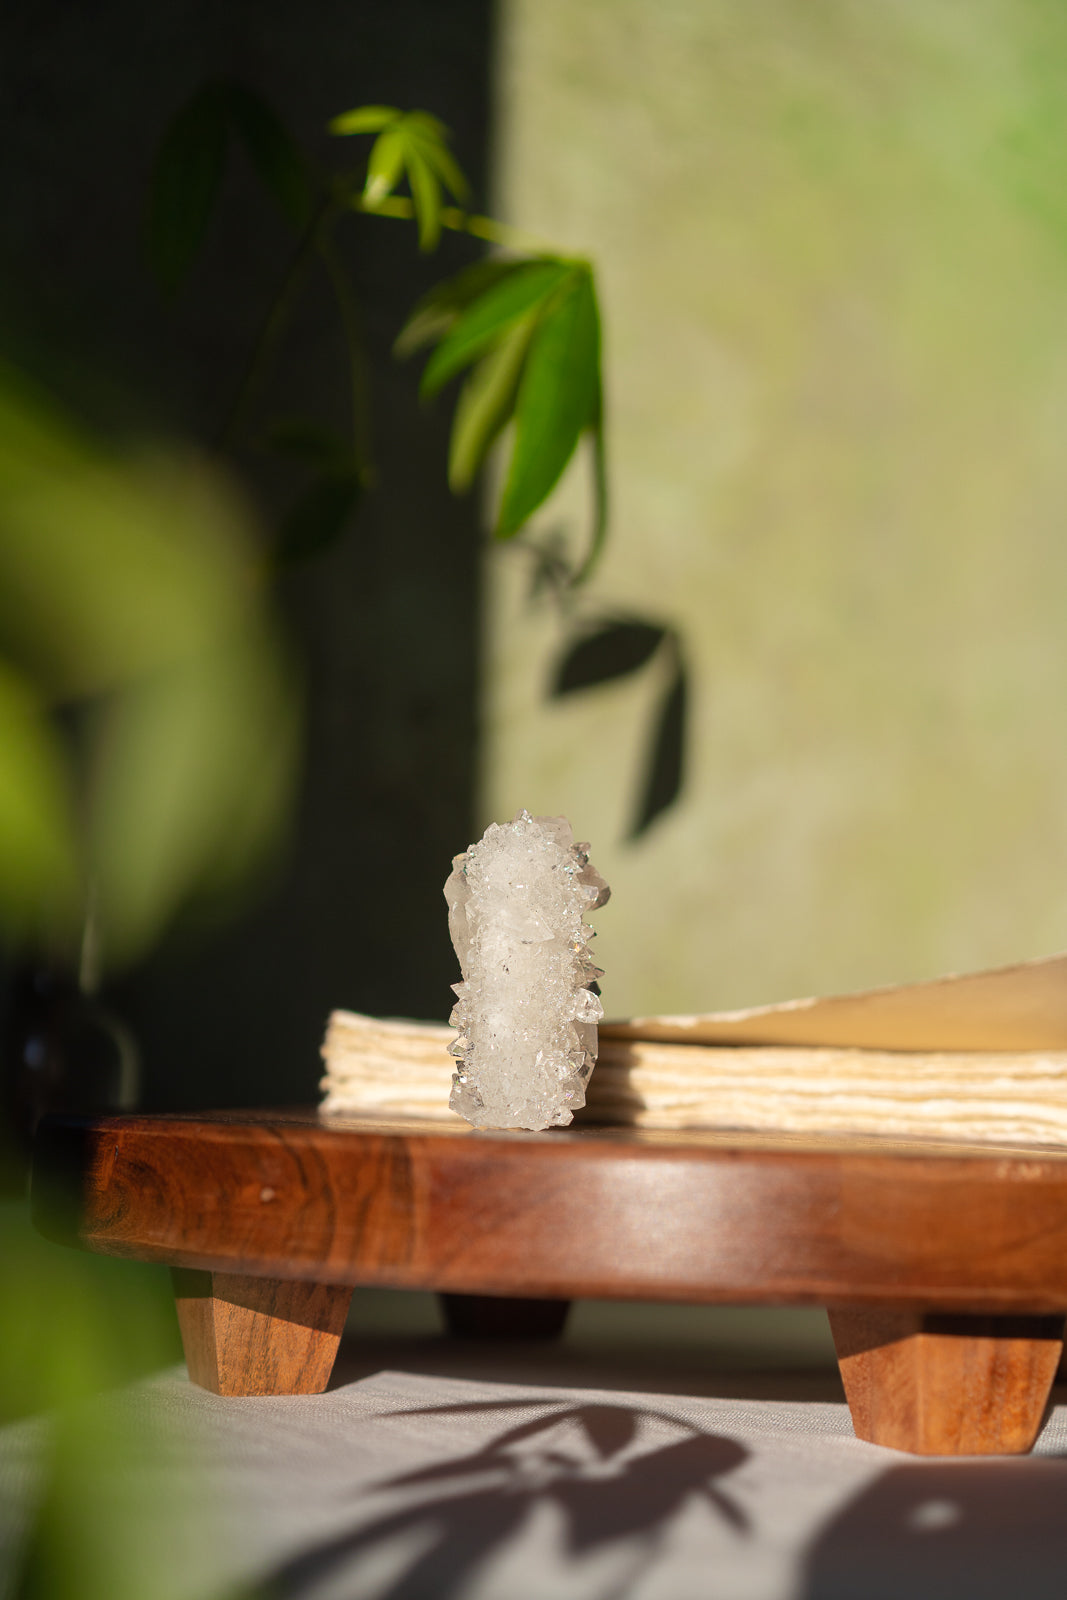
[445,811,610,1129]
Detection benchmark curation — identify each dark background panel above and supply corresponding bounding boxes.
[0,0,496,1109]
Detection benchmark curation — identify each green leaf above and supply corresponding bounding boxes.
[146,83,229,294]
[496,268,600,539]
[551,621,666,696]
[406,147,443,251]
[223,81,315,231]
[274,472,362,564]
[395,260,525,357]
[629,651,687,840]
[363,127,407,204]
[420,260,574,398]
[332,106,467,248]
[329,105,401,136]
[402,110,449,142]
[449,314,536,492]
[408,127,470,203]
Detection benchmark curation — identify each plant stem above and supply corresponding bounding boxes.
[216,197,336,453]
[347,194,557,258]
[316,230,375,484]
[572,418,609,586]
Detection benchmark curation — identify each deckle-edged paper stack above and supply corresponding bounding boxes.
[320,953,1067,1148]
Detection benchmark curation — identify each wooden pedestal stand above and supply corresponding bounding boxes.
[32,1110,1067,1456]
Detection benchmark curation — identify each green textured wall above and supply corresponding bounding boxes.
[485,0,1067,1017]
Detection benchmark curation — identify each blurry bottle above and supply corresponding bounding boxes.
[1,963,138,1191]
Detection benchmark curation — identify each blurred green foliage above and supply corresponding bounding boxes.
[0,364,297,974]
[0,1202,196,1600]
[0,1207,178,1426]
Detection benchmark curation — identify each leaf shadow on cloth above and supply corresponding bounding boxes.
[798,1457,1067,1600]
[263,1399,749,1600]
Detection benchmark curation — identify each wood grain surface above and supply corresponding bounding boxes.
[31,1110,1067,1312]
[172,1270,352,1396]
[829,1310,1065,1454]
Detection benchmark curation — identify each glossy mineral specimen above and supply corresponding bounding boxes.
[445,811,610,1130]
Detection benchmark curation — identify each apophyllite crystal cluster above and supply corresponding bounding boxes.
[445,811,610,1130]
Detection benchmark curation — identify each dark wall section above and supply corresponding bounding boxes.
[0,1,494,1108]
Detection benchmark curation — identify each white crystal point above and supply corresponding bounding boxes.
[445,810,610,1131]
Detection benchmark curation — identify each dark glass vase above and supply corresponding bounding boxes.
[1,964,138,1187]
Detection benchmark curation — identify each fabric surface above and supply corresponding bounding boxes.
[3,1318,1067,1600]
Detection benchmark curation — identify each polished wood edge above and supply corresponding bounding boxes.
[829,1309,1066,1455]
[32,1110,1067,1310]
[34,1110,1067,1192]
[34,1106,1067,1161]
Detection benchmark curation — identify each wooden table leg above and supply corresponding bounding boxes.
[829,1309,1065,1455]
[172,1270,352,1397]
[439,1293,571,1340]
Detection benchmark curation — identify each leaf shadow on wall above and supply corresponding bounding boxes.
[549,618,688,841]
[265,1399,749,1600]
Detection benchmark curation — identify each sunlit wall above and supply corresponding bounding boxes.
[485,0,1067,1015]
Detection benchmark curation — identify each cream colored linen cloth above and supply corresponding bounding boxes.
[3,1320,1067,1600]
